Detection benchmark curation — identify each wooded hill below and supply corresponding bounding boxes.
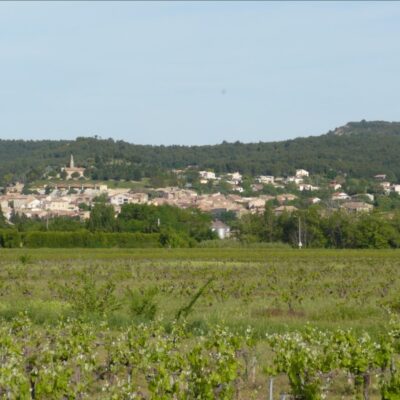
[1,120,400,184]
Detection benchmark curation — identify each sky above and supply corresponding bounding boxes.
[1,1,400,145]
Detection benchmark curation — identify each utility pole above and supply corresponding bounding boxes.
[298,216,302,249]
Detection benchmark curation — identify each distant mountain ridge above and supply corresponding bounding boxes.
[1,120,400,184]
[329,120,400,136]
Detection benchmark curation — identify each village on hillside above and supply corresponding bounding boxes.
[1,155,400,237]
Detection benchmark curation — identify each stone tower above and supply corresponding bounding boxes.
[70,154,75,169]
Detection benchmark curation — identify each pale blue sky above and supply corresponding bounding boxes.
[1,1,399,145]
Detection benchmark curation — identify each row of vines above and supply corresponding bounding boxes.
[1,313,400,399]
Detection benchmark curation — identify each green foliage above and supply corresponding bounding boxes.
[381,362,400,400]
[0,229,162,248]
[10,213,44,232]
[117,203,213,242]
[266,324,397,400]
[46,216,83,231]
[355,214,400,249]
[87,203,116,232]
[2,312,400,399]
[0,230,22,248]
[0,206,7,228]
[126,287,158,321]
[92,193,108,203]
[176,278,214,320]
[55,269,120,316]
[376,193,400,212]
[19,253,32,265]
[159,228,192,248]
[1,248,400,397]
[237,208,400,249]
[3,120,400,184]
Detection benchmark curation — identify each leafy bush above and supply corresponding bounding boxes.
[126,287,158,321]
[54,270,120,316]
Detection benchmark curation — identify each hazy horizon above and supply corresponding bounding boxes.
[1,2,400,145]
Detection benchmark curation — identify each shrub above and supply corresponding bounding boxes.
[55,270,120,316]
[126,287,158,321]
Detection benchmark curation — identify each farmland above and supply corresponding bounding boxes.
[0,248,399,399]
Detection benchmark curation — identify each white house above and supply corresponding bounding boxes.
[298,184,320,192]
[295,169,309,178]
[45,199,75,211]
[286,176,303,185]
[379,182,391,194]
[211,220,230,239]
[392,185,400,194]
[226,172,242,184]
[257,175,275,184]
[309,197,321,204]
[109,193,131,206]
[331,192,350,201]
[329,182,342,191]
[0,199,12,220]
[26,198,42,210]
[199,171,216,180]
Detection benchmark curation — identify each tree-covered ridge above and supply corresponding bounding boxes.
[329,120,400,136]
[2,120,400,183]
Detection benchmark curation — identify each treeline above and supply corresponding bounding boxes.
[2,121,400,185]
[237,206,400,249]
[87,202,215,246]
[3,207,400,249]
[4,202,400,249]
[3,203,215,248]
[0,231,161,248]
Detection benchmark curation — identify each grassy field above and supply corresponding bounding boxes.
[0,247,398,333]
[0,248,398,399]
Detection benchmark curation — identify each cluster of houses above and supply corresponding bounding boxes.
[374,174,400,195]
[198,171,246,193]
[0,178,377,226]
[198,168,320,194]
[196,168,378,214]
[3,156,400,238]
[0,183,106,221]
[0,183,298,237]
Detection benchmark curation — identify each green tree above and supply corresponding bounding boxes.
[87,203,116,232]
[60,169,68,180]
[322,210,357,248]
[71,171,81,179]
[300,207,327,247]
[355,213,400,249]
[0,206,7,228]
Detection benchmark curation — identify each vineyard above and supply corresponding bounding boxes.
[0,248,400,399]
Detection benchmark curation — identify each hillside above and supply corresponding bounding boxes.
[1,120,400,184]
